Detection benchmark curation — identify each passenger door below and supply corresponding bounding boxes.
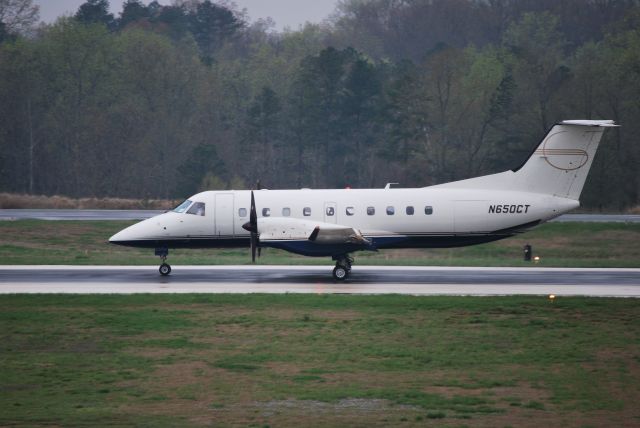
[215,193,234,237]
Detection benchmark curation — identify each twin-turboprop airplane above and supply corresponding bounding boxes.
[110,120,617,280]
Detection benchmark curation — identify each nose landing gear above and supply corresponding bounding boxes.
[155,247,171,276]
[332,255,354,281]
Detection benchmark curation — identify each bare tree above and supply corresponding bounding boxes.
[0,0,39,35]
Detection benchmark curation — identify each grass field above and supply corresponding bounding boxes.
[1,220,639,267]
[2,222,639,426]
[1,295,639,427]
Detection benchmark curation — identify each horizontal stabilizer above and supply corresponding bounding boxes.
[560,120,618,127]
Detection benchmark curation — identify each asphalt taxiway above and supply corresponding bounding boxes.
[1,266,639,296]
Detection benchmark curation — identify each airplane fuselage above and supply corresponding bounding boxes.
[110,187,577,257]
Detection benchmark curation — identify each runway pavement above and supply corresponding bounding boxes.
[1,266,639,296]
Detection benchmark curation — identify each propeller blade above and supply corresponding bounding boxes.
[251,233,257,262]
[250,190,257,227]
[247,190,258,263]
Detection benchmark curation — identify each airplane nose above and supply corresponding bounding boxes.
[109,226,135,243]
[109,217,160,245]
[109,230,123,242]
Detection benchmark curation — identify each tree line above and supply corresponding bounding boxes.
[0,0,639,210]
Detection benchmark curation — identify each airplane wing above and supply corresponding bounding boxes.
[307,223,371,246]
[256,217,375,256]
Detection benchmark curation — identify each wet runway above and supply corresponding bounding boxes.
[1,266,639,296]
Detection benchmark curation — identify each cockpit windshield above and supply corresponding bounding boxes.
[187,202,205,216]
[173,199,192,213]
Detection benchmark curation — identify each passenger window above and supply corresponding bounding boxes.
[367,206,375,216]
[303,207,311,216]
[238,208,247,217]
[326,206,335,216]
[346,207,355,216]
[386,206,395,215]
[406,206,414,215]
[262,208,271,217]
[173,199,192,213]
[425,206,433,215]
[282,207,291,216]
[187,202,206,216]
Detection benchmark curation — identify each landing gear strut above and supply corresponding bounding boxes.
[155,247,171,276]
[332,255,353,281]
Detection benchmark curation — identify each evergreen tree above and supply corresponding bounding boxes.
[75,0,115,29]
[188,0,242,64]
[118,0,149,29]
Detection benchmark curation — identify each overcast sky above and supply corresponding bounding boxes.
[34,0,339,31]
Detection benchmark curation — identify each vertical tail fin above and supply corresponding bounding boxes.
[512,120,618,199]
[432,120,618,201]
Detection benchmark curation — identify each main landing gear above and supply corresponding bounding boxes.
[332,255,354,281]
[155,247,171,276]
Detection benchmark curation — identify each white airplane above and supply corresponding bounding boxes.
[110,120,617,280]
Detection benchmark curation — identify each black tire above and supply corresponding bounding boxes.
[159,263,171,276]
[332,265,348,281]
